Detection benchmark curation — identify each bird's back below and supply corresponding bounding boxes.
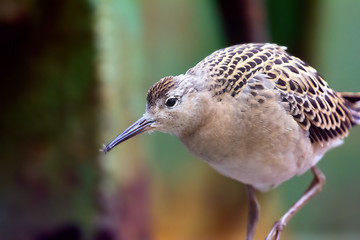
[187,43,360,147]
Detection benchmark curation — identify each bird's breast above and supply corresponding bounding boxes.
[179,94,316,191]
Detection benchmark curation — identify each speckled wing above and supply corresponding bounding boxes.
[263,47,357,144]
[187,43,359,144]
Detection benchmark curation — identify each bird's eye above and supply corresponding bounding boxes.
[165,97,178,108]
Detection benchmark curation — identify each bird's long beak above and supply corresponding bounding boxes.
[101,116,154,154]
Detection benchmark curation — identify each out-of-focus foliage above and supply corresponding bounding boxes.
[0,0,98,239]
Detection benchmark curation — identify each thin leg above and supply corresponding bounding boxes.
[246,184,260,240]
[265,166,326,240]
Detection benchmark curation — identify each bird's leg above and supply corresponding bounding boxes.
[246,184,260,240]
[265,166,326,240]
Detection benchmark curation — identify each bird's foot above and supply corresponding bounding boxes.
[265,220,284,240]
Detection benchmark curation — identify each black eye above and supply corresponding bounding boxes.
[165,97,178,108]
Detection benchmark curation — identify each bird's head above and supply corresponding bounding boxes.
[102,75,210,153]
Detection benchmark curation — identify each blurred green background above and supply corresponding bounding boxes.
[1,0,359,240]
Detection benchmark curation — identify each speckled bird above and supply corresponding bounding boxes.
[102,43,360,240]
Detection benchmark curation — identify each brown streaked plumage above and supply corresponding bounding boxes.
[102,43,360,240]
[147,76,176,108]
[187,43,359,144]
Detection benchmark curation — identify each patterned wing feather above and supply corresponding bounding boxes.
[265,49,355,144]
[188,43,358,145]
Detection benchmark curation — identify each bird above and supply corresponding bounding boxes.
[101,43,360,240]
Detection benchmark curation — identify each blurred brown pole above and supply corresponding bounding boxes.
[217,0,269,44]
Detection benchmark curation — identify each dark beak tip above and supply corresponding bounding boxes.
[99,144,108,154]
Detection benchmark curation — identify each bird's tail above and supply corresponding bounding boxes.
[340,92,360,125]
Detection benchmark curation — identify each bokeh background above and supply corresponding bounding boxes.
[1,0,360,239]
